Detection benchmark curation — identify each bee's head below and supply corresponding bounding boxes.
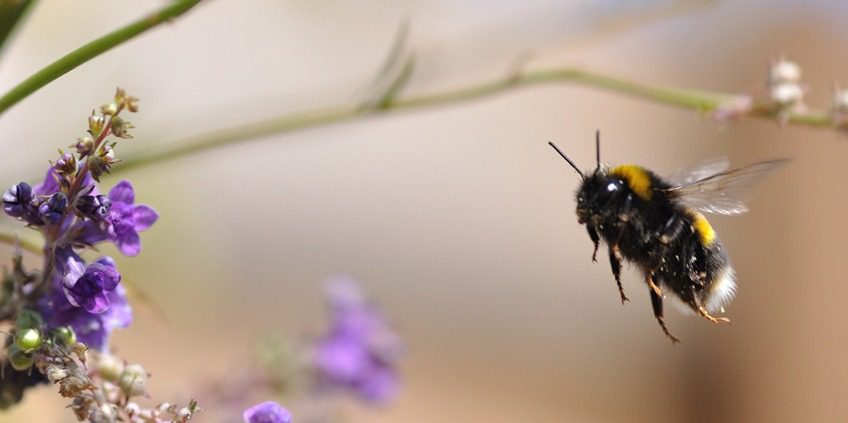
[549,131,618,224]
[575,171,626,224]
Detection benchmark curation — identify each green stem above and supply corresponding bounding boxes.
[112,67,835,175]
[0,0,202,116]
[0,229,43,256]
[0,0,37,57]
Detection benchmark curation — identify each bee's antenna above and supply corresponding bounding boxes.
[548,142,584,178]
[595,130,601,172]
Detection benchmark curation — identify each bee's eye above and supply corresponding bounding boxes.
[606,182,619,192]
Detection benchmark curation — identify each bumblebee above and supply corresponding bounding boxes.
[549,132,787,343]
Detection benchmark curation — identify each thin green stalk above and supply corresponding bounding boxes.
[0,229,42,256]
[112,67,834,175]
[0,0,202,116]
[0,0,37,57]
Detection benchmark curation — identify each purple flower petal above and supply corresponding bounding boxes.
[62,256,122,315]
[103,285,132,329]
[356,366,399,405]
[72,220,110,245]
[131,205,159,232]
[39,275,132,351]
[314,277,403,404]
[83,293,111,314]
[34,169,60,196]
[243,401,291,423]
[108,180,135,205]
[115,230,141,257]
[316,337,369,382]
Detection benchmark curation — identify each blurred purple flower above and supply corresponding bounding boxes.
[243,401,291,423]
[62,255,121,314]
[313,277,402,405]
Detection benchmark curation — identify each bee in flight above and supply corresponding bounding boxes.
[549,132,787,343]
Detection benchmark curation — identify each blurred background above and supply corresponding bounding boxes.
[0,0,847,421]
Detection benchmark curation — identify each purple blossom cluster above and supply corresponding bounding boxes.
[2,103,156,352]
[313,277,403,404]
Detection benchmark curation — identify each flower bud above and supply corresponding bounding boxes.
[8,346,33,371]
[72,136,95,157]
[100,102,118,116]
[13,328,42,353]
[87,145,117,182]
[52,151,77,176]
[52,326,77,346]
[38,192,68,224]
[115,87,139,113]
[97,353,125,382]
[3,182,36,220]
[89,112,106,136]
[110,117,134,139]
[118,364,148,397]
[76,195,111,220]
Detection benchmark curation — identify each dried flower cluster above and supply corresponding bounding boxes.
[714,57,848,127]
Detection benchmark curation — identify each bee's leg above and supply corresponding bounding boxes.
[648,273,680,344]
[658,215,687,246]
[587,225,600,262]
[690,286,731,324]
[608,244,629,304]
[646,273,663,297]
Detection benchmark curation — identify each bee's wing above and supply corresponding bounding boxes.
[664,159,789,215]
[667,157,730,186]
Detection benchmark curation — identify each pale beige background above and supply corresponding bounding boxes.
[0,1,847,422]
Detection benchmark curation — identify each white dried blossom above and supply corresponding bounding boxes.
[118,364,148,397]
[770,82,803,106]
[769,59,802,85]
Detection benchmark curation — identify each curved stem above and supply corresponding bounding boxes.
[0,0,37,58]
[0,0,202,116]
[0,229,43,256]
[112,67,834,174]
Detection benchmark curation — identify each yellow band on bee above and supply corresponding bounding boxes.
[610,165,652,201]
[690,211,716,246]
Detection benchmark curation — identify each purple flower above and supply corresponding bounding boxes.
[2,182,41,224]
[67,180,158,254]
[313,277,402,405]
[38,192,68,224]
[105,181,158,256]
[62,254,121,314]
[39,284,132,351]
[33,168,60,196]
[242,401,291,423]
[38,251,132,351]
